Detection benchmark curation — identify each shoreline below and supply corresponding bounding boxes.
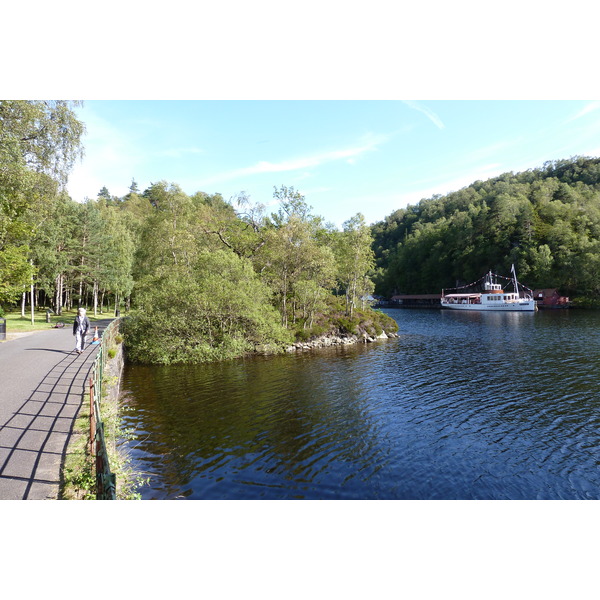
[283,330,399,353]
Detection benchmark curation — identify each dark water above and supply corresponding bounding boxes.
[119,309,600,499]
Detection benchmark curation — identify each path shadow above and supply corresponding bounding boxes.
[25,348,74,355]
[0,341,99,499]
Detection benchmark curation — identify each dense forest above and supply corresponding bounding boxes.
[371,156,600,303]
[0,100,396,364]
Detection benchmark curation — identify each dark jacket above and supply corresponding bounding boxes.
[73,315,91,336]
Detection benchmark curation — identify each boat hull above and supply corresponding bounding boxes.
[441,301,536,312]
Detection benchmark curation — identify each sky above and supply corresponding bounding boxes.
[67,100,600,228]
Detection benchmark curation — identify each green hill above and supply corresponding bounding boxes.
[371,156,600,302]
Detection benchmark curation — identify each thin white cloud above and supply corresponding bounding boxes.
[403,101,445,129]
[465,139,521,162]
[155,147,204,158]
[387,164,505,212]
[565,101,600,123]
[200,133,390,185]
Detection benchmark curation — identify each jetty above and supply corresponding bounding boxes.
[376,294,442,308]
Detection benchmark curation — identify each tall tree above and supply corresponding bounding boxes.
[0,100,85,183]
[0,100,84,309]
[258,186,335,327]
[336,213,375,317]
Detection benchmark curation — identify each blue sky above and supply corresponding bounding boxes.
[67,100,600,228]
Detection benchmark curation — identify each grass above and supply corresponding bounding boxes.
[1,309,108,335]
[99,375,149,500]
[61,403,96,500]
[60,334,147,500]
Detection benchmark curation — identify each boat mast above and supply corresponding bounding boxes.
[485,270,494,291]
[511,264,519,297]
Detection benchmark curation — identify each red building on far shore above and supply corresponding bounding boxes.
[533,289,570,308]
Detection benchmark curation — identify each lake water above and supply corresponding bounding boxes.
[119,308,600,500]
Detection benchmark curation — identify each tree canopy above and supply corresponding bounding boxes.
[0,100,84,306]
[17,103,600,361]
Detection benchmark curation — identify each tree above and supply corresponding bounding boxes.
[30,193,80,314]
[271,185,312,224]
[0,100,84,309]
[94,205,135,315]
[196,191,268,260]
[125,249,291,364]
[336,213,375,316]
[257,186,335,327]
[0,100,85,183]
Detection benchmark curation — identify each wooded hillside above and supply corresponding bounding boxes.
[371,156,600,301]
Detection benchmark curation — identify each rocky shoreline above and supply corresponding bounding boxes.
[284,330,399,352]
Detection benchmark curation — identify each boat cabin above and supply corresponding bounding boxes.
[484,280,503,292]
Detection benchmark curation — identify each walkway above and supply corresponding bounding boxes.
[0,319,112,500]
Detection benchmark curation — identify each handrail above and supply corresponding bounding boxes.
[88,317,122,500]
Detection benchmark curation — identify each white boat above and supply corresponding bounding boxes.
[441,265,536,312]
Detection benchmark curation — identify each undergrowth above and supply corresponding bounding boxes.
[61,336,147,500]
[292,297,398,342]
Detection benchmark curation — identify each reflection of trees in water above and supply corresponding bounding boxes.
[121,345,382,493]
[121,309,600,499]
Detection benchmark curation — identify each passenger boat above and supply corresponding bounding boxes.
[441,265,536,311]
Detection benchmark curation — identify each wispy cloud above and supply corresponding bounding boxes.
[403,101,445,129]
[403,164,505,203]
[155,147,204,158]
[200,133,390,185]
[565,101,600,123]
[466,139,521,162]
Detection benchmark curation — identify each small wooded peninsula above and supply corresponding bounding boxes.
[120,183,399,364]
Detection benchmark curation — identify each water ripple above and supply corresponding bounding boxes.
[120,309,600,499]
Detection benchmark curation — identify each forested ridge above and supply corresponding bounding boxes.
[0,100,396,364]
[371,156,600,303]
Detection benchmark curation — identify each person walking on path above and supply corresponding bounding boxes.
[73,307,91,354]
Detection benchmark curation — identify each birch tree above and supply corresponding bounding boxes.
[336,213,375,317]
[0,100,84,309]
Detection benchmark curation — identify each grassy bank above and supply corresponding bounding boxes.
[0,309,107,336]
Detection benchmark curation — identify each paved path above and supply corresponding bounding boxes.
[0,319,113,500]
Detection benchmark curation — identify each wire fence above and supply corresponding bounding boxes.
[88,318,122,500]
